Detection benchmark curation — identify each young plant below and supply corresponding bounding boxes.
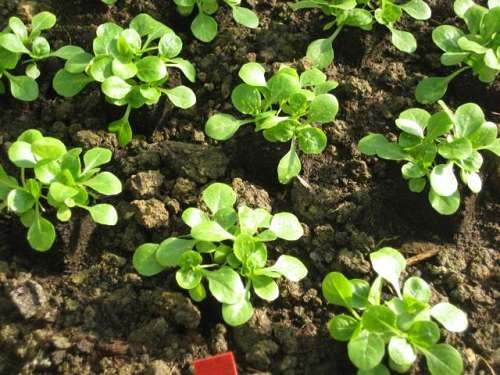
[52,14,196,145]
[0,129,122,251]
[133,183,307,326]
[416,0,500,104]
[173,0,259,43]
[205,63,339,184]
[323,247,468,375]
[0,11,82,101]
[291,0,431,69]
[358,101,499,215]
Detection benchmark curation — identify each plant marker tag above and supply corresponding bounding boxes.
[193,352,238,375]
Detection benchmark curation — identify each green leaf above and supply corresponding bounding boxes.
[83,172,122,195]
[159,31,183,58]
[428,188,460,215]
[409,177,427,193]
[31,137,67,160]
[232,6,259,28]
[438,138,473,160]
[415,77,449,104]
[7,74,38,101]
[484,138,500,156]
[156,237,196,267]
[362,305,398,334]
[389,27,417,53]
[401,162,426,179]
[0,33,29,53]
[205,113,244,141]
[407,320,440,348]
[432,25,464,52]
[252,276,279,301]
[189,283,207,302]
[400,0,431,20]
[191,13,218,42]
[269,212,303,240]
[83,147,112,172]
[164,86,196,109]
[25,63,40,80]
[350,279,370,309]
[426,111,453,140]
[267,69,301,103]
[266,255,307,281]
[423,344,464,375]
[430,164,458,197]
[395,108,431,138]
[322,271,353,308]
[130,13,163,36]
[182,207,210,228]
[239,62,266,86]
[31,36,51,58]
[328,314,359,341]
[136,56,167,83]
[222,297,254,326]
[231,83,262,115]
[191,221,235,242]
[133,243,164,276]
[8,141,36,168]
[8,17,28,40]
[300,68,326,87]
[17,129,43,144]
[27,215,56,251]
[358,134,389,156]
[202,182,236,214]
[308,93,339,124]
[65,52,92,74]
[7,189,35,213]
[52,70,92,97]
[52,45,86,60]
[277,145,301,184]
[388,337,417,368]
[108,116,132,146]
[48,182,78,203]
[102,76,132,99]
[348,331,385,371]
[31,11,56,35]
[403,276,431,303]
[357,364,390,375]
[455,103,485,138]
[306,38,334,69]
[297,127,327,154]
[205,267,245,304]
[111,59,138,80]
[87,204,118,225]
[370,247,406,296]
[34,160,60,184]
[430,302,468,332]
[176,268,202,289]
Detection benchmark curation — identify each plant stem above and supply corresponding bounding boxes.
[328,25,344,43]
[446,66,470,82]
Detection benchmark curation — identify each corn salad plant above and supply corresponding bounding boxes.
[205,63,339,184]
[291,0,431,69]
[0,11,82,101]
[358,101,499,215]
[133,183,307,326]
[323,247,468,375]
[416,0,500,104]
[0,129,122,251]
[53,14,196,146]
[173,0,259,42]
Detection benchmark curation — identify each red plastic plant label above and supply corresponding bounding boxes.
[193,352,238,375]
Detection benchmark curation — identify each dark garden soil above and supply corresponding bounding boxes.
[0,0,499,374]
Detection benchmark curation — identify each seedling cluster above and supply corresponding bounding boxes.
[0,129,122,251]
[291,0,431,68]
[205,63,339,183]
[323,247,468,375]
[416,0,500,103]
[358,101,499,214]
[173,0,259,42]
[133,183,307,326]
[53,13,196,145]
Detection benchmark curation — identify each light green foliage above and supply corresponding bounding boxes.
[173,0,259,42]
[0,129,122,251]
[416,0,500,103]
[322,247,468,375]
[52,14,196,145]
[205,63,339,183]
[133,183,307,326]
[291,0,431,68]
[358,101,499,215]
[0,12,78,101]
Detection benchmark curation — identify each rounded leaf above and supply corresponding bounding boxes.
[206,267,245,304]
[8,141,36,168]
[27,216,55,251]
[205,113,243,141]
[430,164,458,197]
[159,31,183,58]
[232,6,259,28]
[297,127,327,154]
[164,86,196,109]
[328,314,359,341]
[136,56,167,83]
[370,247,406,296]
[322,271,353,308]
[423,344,463,375]
[83,172,122,196]
[270,212,303,240]
[102,76,132,99]
[8,75,38,101]
[403,276,431,303]
[348,331,385,371]
[202,183,237,214]
[388,337,417,367]
[428,188,460,215]
[308,93,339,124]
[88,204,118,225]
[267,255,307,281]
[430,302,468,332]
[396,108,431,138]
[239,62,266,86]
[191,13,217,42]
[306,38,334,69]
[222,297,254,326]
[415,77,449,104]
[7,189,35,214]
[231,83,262,115]
[32,137,67,160]
[133,243,164,276]
[52,70,92,97]
[277,146,301,184]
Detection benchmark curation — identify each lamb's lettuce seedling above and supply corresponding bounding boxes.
[133,183,307,326]
[358,101,500,215]
[0,129,122,251]
[358,101,499,215]
[0,11,83,101]
[52,14,196,145]
[205,63,339,184]
[323,247,468,375]
[416,0,500,104]
[291,0,431,69]
[173,0,259,42]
